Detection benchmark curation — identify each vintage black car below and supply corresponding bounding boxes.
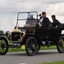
[0,11,64,56]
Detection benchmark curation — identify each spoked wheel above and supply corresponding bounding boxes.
[57,35,64,53]
[25,36,39,56]
[0,38,8,55]
[36,44,40,53]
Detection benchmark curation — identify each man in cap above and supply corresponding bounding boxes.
[25,13,36,27]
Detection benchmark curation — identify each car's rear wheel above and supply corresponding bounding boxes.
[0,37,8,55]
[25,36,39,56]
[57,35,64,53]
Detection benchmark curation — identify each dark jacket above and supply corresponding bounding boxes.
[26,18,36,27]
[52,19,61,27]
[42,17,51,27]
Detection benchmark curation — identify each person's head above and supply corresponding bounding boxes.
[51,15,56,20]
[42,11,46,18]
[27,14,33,19]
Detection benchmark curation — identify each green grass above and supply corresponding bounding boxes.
[40,46,56,50]
[42,61,64,64]
[8,46,56,52]
[8,48,25,52]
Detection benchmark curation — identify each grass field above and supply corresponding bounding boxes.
[8,45,56,52]
[42,61,64,64]
[40,46,56,50]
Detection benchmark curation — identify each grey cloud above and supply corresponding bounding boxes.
[41,0,64,4]
[0,0,64,31]
[0,0,64,13]
[0,0,64,16]
[17,0,64,4]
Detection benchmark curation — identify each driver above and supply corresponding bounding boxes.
[41,11,51,27]
[37,12,51,28]
[39,11,51,47]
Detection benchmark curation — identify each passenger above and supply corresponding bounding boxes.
[51,15,61,28]
[51,15,61,42]
[26,14,36,27]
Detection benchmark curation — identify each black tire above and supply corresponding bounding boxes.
[25,36,39,56]
[36,44,40,53]
[0,37,8,55]
[57,35,64,53]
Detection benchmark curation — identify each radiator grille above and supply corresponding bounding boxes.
[11,32,20,41]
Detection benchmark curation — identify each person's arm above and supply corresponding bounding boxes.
[45,18,51,27]
[56,20,61,26]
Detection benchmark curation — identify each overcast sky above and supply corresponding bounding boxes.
[0,0,64,31]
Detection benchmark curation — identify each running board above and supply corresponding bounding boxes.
[9,43,22,48]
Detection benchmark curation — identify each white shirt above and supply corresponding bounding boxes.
[38,18,43,26]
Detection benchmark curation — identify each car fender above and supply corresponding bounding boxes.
[0,35,9,44]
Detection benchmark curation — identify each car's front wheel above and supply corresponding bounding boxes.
[0,37,8,55]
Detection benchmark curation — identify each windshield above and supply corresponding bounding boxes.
[16,11,38,27]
